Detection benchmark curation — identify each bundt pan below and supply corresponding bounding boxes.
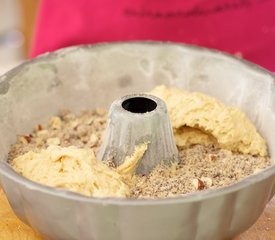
[0,42,275,240]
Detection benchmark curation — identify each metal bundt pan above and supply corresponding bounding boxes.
[0,42,274,240]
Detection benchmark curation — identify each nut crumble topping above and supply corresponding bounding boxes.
[8,109,271,199]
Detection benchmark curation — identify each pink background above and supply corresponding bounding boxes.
[32,0,275,71]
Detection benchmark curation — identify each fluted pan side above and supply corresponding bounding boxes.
[0,43,275,240]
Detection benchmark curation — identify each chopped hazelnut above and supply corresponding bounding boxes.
[49,116,62,129]
[191,178,204,190]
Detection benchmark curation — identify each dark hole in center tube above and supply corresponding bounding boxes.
[122,97,157,113]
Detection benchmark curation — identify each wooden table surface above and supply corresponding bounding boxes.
[0,186,274,240]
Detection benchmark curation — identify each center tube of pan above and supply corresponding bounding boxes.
[98,94,178,175]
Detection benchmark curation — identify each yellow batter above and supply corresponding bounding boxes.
[150,85,267,156]
[12,144,147,198]
[11,85,268,198]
